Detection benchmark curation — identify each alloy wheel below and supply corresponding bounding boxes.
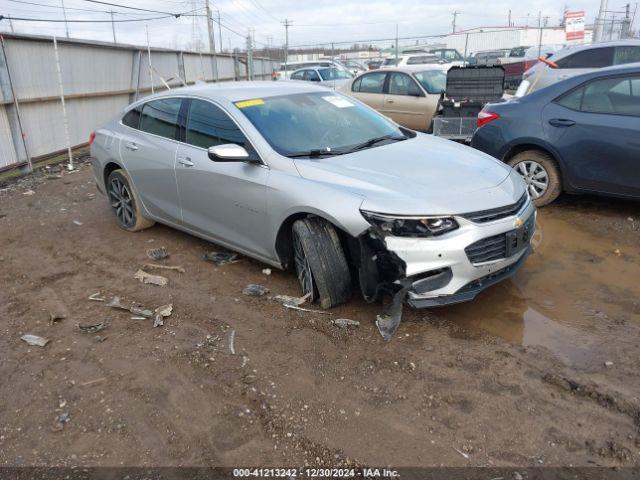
[516,160,549,199]
[293,231,315,299]
[108,177,135,228]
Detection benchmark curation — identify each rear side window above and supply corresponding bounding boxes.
[291,71,304,80]
[555,47,614,68]
[303,70,320,81]
[614,46,640,65]
[556,75,640,116]
[354,72,386,93]
[186,99,247,149]
[122,106,141,129]
[139,98,182,140]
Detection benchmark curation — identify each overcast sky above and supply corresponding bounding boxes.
[1,0,609,51]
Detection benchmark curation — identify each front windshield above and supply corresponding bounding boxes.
[318,68,352,81]
[235,92,405,157]
[413,70,446,94]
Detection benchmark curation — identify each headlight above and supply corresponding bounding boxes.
[361,210,459,237]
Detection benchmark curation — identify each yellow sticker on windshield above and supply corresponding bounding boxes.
[235,98,265,108]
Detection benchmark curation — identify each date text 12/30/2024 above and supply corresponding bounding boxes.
[233,468,400,478]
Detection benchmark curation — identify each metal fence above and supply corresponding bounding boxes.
[0,33,279,172]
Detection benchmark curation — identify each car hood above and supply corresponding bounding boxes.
[293,134,524,215]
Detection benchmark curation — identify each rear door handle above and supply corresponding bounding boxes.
[124,142,138,151]
[178,156,194,167]
[548,118,576,127]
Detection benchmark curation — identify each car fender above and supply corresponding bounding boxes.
[499,136,571,186]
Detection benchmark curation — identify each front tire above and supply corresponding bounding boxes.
[107,169,155,232]
[508,150,561,207]
[292,217,351,309]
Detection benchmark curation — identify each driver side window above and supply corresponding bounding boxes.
[185,99,247,149]
[388,72,421,96]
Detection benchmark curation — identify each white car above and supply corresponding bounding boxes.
[275,61,343,80]
[380,54,450,70]
[289,66,353,88]
[523,39,640,92]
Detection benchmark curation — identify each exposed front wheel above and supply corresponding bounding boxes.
[107,169,155,232]
[508,150,562,207]
[291,217,351,309]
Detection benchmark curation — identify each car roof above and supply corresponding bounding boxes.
[356,66,444,76]
[579,61,640,76]
[135,81,326,104]
[551,39,640,59]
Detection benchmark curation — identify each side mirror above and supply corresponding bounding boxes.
[208,144,250,162]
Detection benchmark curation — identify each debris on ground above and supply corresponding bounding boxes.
[375,284,411,341]
[605,361,614,367]
[21,334,50,347]
[453,447,470,459]
[106,296,129,311]
[73,220,83,226]
[46,174,63,180]
[242,284,270,296]
[134,269,168,286]
[78,321,108,334]
[49,312,66,325]
[204,251,239,266]
[272,292,311,307]
[153,304,173,328]
[142,263,185,274]
[88,292,105,302]
[51,412,70,432]
[23,189,35,196]
[80,377,106,387]
[130,316,147,321]
[283,303,332,315]
[262,268,272,275]
[146,247,169,261]
[613,248,622,256]
[332,318,360,328]
[106,296,153,318]
[229,329,236,355]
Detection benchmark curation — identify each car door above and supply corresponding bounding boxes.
[348,71,386,111]
[542,74,640,197]
[118,97,183,224]
[381,72,430,130]
[540,47,615,90]
[174,98,270,257]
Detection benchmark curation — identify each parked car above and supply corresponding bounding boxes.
[366,60,383,70]
[338,67,446,131]
[90,81,534,337]
[380,54,448,69]
[471,63,640,206]
[428,48,466,66]
[343,59,368,75]
[275,60,344,80]
[468,49,512,66]
[290,67,353,88]
[522,39,640,92]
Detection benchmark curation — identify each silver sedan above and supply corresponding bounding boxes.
[90,81,535,338]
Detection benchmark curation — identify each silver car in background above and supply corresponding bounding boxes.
[90,81,535,338]
[289,66,353,88]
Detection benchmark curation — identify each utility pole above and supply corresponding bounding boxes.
[205,0,216,53]
[61,0,70,38]
[146,24,154,94]
[622,3,631,38]
[395,24,399,61]
[282,19,291,74]
[110,10,117,43]
[537,11,543,57]
[452,11,460,32]
[216,8,222,53]
[508,9,512,27]
[246,30,254,80]
[594,0,609,41]
[8,14,15,33]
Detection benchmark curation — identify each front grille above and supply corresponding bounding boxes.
[465,214,535,264]
[462,193,528,223]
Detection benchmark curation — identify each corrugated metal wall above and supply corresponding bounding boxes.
[0,34,279,171]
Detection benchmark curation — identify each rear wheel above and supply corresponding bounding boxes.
[291,217,351,309]
[107,169,155,232]
[508,150,562,207]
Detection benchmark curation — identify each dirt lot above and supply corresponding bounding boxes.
[1,159,639,469]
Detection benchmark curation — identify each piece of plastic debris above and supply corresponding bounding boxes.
[142,263,185,273]
[229,329,236,355]
[376,284,411,341]
[130,305,153,317]
[333,318,360,328]
[80,377,106,387]
[78,322,108,334]
[106,296,128,310]
[262,268,272,275]
[88,292,105,302]
[134,269,168,286]
[49,312,66,324]
[51,412,70,432]
[146,247,169,261]
[453,447,470,459]
[23,189,35,196]
[153,304,173,328]
[272,292,311,307]
[21,334,50,347]
[130,316,146,321]
[73,220,83,226]
[204,251,239,266]
[605,361,614,367]
[242,284,270,296]
[283,303,331,315]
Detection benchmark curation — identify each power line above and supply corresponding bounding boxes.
[6,0,179,16]
[79,0,185,16]
[1,14,184,22]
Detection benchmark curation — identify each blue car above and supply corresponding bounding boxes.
[471,63,640,206]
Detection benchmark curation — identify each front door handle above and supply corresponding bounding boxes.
[124,142,138,151]
[548,118,576,127]
[178,157,194,167]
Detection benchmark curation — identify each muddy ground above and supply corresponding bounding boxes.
[0,160,639,469]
